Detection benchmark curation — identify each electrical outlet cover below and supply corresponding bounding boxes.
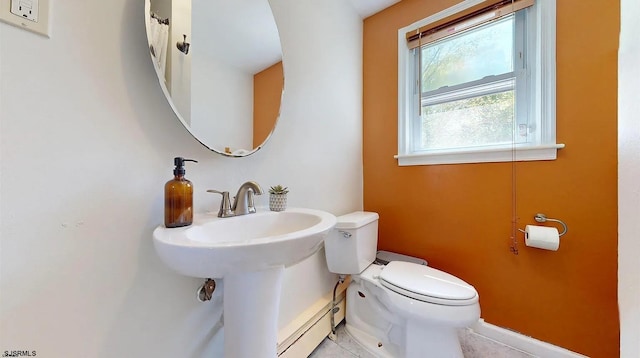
[11,0,39,22]
[0,0,49,37]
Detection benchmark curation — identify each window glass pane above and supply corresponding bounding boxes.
[420,90,515,150]
[421,16,514,93]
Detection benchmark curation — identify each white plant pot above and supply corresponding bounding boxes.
[269,194,287,212]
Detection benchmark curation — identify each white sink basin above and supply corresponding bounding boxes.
[152,207,337,358]
[153,207,336,278]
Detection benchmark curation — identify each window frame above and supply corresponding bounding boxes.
[396,0,563,166]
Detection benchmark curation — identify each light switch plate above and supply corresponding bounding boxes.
[0,0,50,37]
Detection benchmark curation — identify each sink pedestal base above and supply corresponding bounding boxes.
[224,266,285,358]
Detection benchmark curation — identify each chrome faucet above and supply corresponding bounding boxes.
[232,181,263,215]
[207,181,263,218]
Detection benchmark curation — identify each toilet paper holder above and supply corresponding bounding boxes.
[519,213,568,237]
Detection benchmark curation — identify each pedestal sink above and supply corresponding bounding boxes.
[152,208,337,358]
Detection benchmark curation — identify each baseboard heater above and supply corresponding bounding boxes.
[277,280,349,358]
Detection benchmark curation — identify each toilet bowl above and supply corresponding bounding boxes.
[324,212,480,358]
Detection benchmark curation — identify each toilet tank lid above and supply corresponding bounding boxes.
[335,211,379,229]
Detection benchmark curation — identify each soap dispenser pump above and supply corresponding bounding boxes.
[165,157,198,228]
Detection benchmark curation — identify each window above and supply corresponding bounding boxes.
[396,0,563,166]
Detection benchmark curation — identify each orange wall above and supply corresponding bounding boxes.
[253,61,283,148]
[362,1,619,357]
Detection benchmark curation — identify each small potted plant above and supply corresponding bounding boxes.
[268,185,289,212]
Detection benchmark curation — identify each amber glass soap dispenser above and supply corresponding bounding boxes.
[165,157,198,228]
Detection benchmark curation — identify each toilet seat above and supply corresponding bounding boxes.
[378,261,478,306]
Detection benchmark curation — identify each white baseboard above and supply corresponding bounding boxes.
[277,279,349,358]
[471,319,588,358]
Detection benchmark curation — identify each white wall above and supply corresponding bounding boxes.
[619,0,640,356]
[0,0,363,357]
[190,57,253,152]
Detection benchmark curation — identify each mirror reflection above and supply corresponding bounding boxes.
[145,0,284,156]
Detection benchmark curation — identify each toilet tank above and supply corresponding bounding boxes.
[324,211,379,274]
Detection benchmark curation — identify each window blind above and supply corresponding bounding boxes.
[406,0,535,49]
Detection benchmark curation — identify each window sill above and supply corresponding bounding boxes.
[395,144,565,166]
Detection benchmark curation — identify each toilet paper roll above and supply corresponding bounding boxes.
[525,225,560,251]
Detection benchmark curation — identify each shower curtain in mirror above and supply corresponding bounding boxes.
[149,15,169,79]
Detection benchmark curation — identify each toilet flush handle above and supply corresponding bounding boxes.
[339,231,352,238]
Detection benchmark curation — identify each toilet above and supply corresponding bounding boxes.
[324,211,480,358]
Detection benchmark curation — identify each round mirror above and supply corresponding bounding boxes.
[145,0,284,156]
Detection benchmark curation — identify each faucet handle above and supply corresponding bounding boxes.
[206,190,233,218]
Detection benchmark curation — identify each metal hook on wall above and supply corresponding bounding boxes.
[177,34,190,55]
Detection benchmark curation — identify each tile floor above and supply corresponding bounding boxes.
[308,322,375,358]
[309,322,537,358]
